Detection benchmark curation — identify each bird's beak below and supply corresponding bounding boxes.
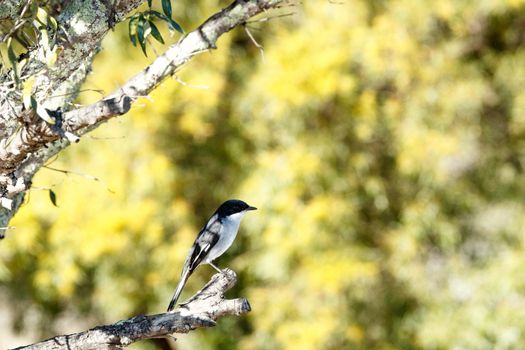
[247,206,257,211]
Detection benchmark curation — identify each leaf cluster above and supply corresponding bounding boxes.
[128,0,183,56]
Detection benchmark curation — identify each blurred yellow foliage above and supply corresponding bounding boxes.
[3,0,525,349]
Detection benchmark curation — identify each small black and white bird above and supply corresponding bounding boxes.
[167,199,257,312]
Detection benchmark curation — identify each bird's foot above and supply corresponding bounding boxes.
[208,261,224,274]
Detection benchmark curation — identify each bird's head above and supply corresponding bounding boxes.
[216,199,257,218]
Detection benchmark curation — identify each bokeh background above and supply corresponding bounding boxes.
[3,0,525,349]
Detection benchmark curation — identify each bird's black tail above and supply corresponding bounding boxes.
[167,269,191,312]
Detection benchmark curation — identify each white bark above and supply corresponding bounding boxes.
[11,269,250,350]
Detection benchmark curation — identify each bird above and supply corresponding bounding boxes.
[167,199,257,312]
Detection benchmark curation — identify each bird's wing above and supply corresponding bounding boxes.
[184,214,222,273]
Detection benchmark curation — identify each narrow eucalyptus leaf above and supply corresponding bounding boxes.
[36,7,49,25]
[22,76,36,109]
[49,16,58,31]
[128,17,138,46]
[137,17,147,56]
[149,10,165,20]
[6,38,20,85]
[49,190,58,207]
[7,38,17,64]
[30,96,38,111]
[168,18,184,34]
[148,21,165,44]
[162,0,172,18]
[30,2,38,17]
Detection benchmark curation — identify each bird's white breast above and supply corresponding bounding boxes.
[206,211,245,262]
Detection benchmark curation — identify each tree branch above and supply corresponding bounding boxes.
[0,1,24,21]
[0,0,283,235]
[11,269,250,350]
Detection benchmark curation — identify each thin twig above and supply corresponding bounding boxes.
[42,165,115,193]
[244,25,265,62]
[246,12,295,24]
[88,135,126,140]
[173,75,209,89]
[43,165,100,181]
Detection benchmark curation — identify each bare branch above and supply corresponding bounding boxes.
[0,0,282,173]
[11,269,250,350]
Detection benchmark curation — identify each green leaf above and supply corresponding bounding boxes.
[6,38,20,86]
[48,15,58,31]
[40,26,50,51]
[36,7,49,26]
[147,0,152,7]
[148,21,164,44]
[7,38,17,67]
[30,1,38,17]
[30,96,38,111]
[167,18,183,34]
[162,0,172,19]
[149,11,184,34]
[22,76,36,110]
[137,16,147,56]
[128,16,138,46]
[15,58,26,81]
[143,20,151,38]
[46,48,58,67]
[148,10,166,21]
[148,10,184,34]
[49,189,57,207]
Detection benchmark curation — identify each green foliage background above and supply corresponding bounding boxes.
[3,0,525,349]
